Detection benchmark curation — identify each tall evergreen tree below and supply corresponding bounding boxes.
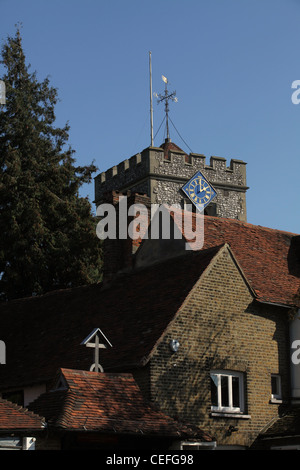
[0,29,102,301]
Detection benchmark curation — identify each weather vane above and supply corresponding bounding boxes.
[154,75,178,141]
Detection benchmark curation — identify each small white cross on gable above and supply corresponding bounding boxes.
[81,328,112,373]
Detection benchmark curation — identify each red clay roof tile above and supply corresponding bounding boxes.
[0,398,45,431]
[28,368,213,440]
[170,212,300,306]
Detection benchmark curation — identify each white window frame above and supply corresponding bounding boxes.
[271,374,282,401]
[180,441,217,450]
[210,370,245,413]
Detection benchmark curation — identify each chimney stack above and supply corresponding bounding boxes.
[98,191,151,283]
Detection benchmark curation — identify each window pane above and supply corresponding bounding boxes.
[271,376,278,395]
[210,375,218,407]
[232,376,240,408]
[221,375,229,407]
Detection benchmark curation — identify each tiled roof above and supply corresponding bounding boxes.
[159,140,185,154]
[260,406,300,438]
[0,213,299,392]
[170,211,300,306]
[0,245,220,389]
[28,368,213,440]
[0,398,45,432]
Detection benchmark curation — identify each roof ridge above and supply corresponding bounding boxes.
[165,207,299,238]
[132,244,224,272]
[201,214,299,236]
[60,367,133,379]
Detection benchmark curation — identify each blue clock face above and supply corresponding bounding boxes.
[181,171,217,211]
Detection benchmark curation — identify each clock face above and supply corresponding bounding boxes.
[181,171,217,211]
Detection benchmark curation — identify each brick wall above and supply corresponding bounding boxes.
[146,247,290,448]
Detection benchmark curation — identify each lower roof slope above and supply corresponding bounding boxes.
[260,406,300,439]
[0,398,45,432]
[28,368,213,441]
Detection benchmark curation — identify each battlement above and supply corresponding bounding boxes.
[99,153,143,183]
[95,145,247,204]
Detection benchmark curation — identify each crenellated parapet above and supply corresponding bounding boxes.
[94,142,249,221]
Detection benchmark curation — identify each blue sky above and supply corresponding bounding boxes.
[0,0,299,234]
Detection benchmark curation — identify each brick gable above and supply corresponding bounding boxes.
[147,244,290,447]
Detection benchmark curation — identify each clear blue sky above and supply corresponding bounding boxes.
[0,0,299,234]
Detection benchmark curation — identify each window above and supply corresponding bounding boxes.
[271,374,282,401]
[210,370,244,413]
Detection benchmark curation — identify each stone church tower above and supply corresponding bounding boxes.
[94,138,248,221]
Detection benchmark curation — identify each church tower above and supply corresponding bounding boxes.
[94,70,249,221]
[94,139,248,221]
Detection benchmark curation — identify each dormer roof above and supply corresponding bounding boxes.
[28,368,213,441]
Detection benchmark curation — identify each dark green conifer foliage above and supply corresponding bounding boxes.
[0,29,102,300]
